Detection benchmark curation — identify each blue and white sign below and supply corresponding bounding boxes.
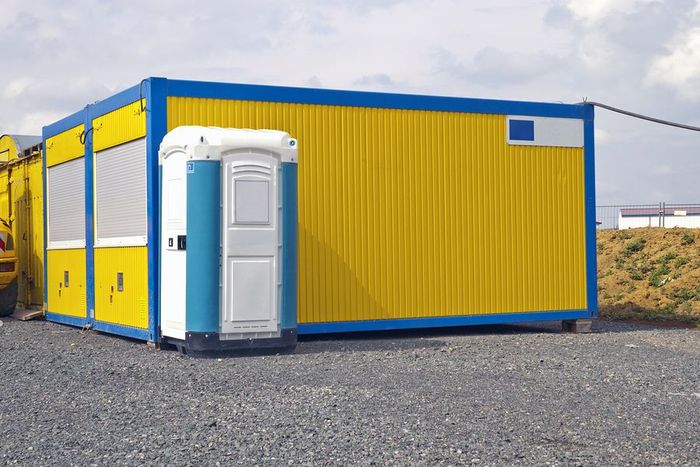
[507,116,583,148]
[186,161,195,173]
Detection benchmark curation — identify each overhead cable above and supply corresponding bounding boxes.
[582,99,700,132]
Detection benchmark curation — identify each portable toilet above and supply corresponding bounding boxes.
[159,126,298,354]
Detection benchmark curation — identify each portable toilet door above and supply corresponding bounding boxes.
[159,126,298,354]
[222,155,279,335]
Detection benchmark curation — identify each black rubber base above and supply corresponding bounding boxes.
[163,328,297,357]
[0,278,18,317]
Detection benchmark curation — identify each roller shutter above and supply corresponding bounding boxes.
[94,138,147,246]
[47,157,85,247]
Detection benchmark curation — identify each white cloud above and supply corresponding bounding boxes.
[647,1,700,100]
[566,0,655,21]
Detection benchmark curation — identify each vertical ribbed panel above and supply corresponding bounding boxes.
[47,249,86,317]
[92,100,149,329]
[92,99,146,152]
[27,157,44,305]
[0,156,45,306]
[45,125,84,167]
[94,246,148,328]
[168,97,588,324]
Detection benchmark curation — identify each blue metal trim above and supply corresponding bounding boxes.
[146,77,168,342]
[297,310,591,335]
[92,321,151,341]
[89,84,141,119]
[166,78,587,119]
[41,128,48,309]
[45,312,89,328]
[43,110,85,139]
[43,85,141,138]
[46,311,150,341]
[84,105,95,324]
[583,104,598,318]
[280,162,298,331]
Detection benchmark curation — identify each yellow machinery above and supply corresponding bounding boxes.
[0,134,44,310]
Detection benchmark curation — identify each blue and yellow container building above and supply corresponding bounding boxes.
[41,77,597,344]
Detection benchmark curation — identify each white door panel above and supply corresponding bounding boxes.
[221,153,280,335]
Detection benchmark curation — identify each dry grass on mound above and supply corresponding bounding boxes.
[597,227,700,326]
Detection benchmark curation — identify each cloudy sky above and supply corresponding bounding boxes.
[2,0,699,204]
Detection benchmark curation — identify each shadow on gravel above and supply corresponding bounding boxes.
[294,322,560,355]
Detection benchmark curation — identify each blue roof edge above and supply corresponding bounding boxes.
[165,78,588,118]
[42,76,589,138]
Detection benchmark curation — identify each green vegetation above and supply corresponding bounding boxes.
[681,232,695,245]
[623,238,646,256]
[661,252,678,263]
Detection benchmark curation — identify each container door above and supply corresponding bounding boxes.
[221,153,279,335]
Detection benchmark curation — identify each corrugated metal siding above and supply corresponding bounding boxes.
[168,97,588,324]
[94,246,148,328]
[25,157,44,305]
[47,157,85,244]
[47,248,86,317]
[46,125,84,167]
[94,138,147,243]
[0,153,44,306]
[93,99,146,152]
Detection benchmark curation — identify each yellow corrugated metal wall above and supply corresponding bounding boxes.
[46,249,86,317]
[92,100,149,328]
[46,126,86,317]
[93,99,145,152]
[46,125,84,167]
[168,97,588,324]
[94,246,148,328]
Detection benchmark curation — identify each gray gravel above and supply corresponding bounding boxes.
[0,318,698,466]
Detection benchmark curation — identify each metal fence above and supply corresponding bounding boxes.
[596,203,700,230]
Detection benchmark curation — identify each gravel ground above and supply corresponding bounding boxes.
[0,318,698,466]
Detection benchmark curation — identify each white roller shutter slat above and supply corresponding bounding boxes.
[47,158,86,247]
[95,138,147,246]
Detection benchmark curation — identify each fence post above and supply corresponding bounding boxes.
[662,202,666,227]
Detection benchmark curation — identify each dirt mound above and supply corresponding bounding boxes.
[597,227,700,325]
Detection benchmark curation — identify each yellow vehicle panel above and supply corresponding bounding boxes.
[94,246,148,328]
[0,142,44,306]
[0,136,17,163]
[168,97,587,324]
[47,249,86,318]
[24,157,44,305]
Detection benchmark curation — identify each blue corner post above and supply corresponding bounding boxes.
[583,103,598,318]
[41,126,48,314]
[146,77,168,342]
[84,104,96,325]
